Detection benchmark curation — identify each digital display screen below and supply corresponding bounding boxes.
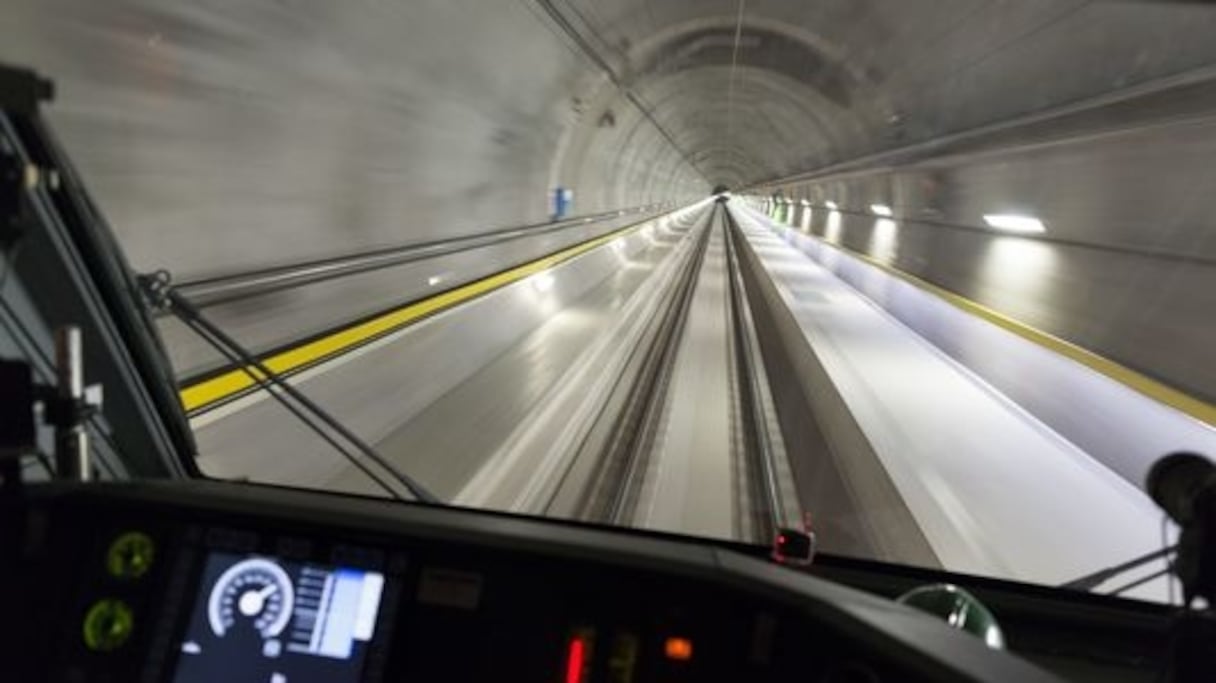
[174,552,386,683]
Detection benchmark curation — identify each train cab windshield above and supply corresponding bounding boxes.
[3,2,1216,683]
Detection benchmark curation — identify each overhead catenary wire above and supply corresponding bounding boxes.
[726,0,747,140]
[174,306,407,500]
[532,0,710,184]
[151,278,438,504]
[1059,543,1178,592]
[1106,568,1174,597]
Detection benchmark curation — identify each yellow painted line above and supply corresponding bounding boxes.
[773,222,1216,429]
[180,216,665,414]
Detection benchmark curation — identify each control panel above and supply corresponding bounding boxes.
[174,553,387,682]
[0,481,1061,683]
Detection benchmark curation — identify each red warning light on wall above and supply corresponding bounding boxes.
[664,636,693,661]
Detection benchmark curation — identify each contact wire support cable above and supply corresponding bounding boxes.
[178,309,408,501]
[140,272,438,504]
[1059,544,1178,592]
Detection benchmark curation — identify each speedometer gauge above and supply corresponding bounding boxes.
[206,557,295,639]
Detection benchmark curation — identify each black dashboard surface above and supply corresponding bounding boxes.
[2,480,1071,682]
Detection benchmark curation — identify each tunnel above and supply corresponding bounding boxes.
[4,0,1216,601]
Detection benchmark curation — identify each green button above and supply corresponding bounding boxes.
[106,531,155,580]
[82,599,134,652]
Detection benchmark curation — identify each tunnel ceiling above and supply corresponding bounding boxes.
[555,0,1216,189]
[9,0,1216,279]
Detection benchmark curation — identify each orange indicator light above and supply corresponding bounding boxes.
[664,636,693,661]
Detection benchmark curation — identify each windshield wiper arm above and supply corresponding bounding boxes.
[140,271,438,504]
[1060,544,1176,593]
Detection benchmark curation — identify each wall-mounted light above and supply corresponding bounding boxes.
[825,210,843,243]
[870,204,893,217]
[983,214,1046,234]
[870,218,898,262]
[825,200,838,210]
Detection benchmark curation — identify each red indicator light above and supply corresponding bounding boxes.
[566,637,587,683]
[664,636,693,661]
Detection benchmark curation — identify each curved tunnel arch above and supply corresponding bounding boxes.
[554,13,889,198]
[619,12,886,107]
[639,68,867,176]
[569,68,862,194]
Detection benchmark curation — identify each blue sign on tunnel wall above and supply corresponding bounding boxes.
[552,187,573,221]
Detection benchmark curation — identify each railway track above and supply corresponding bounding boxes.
[540,203,801,542]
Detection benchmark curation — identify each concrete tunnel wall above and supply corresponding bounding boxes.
[758,108,1216,406]
[0,0,706,285]
[5,0,1216,398]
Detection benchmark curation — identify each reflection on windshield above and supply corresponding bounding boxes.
[8,0,1216,603]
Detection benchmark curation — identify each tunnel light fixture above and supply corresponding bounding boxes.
[800,199,810,207]
[427,275,443,287]
[825,201,838,210]
[870,204,893,217]
[983,214,1046,234]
